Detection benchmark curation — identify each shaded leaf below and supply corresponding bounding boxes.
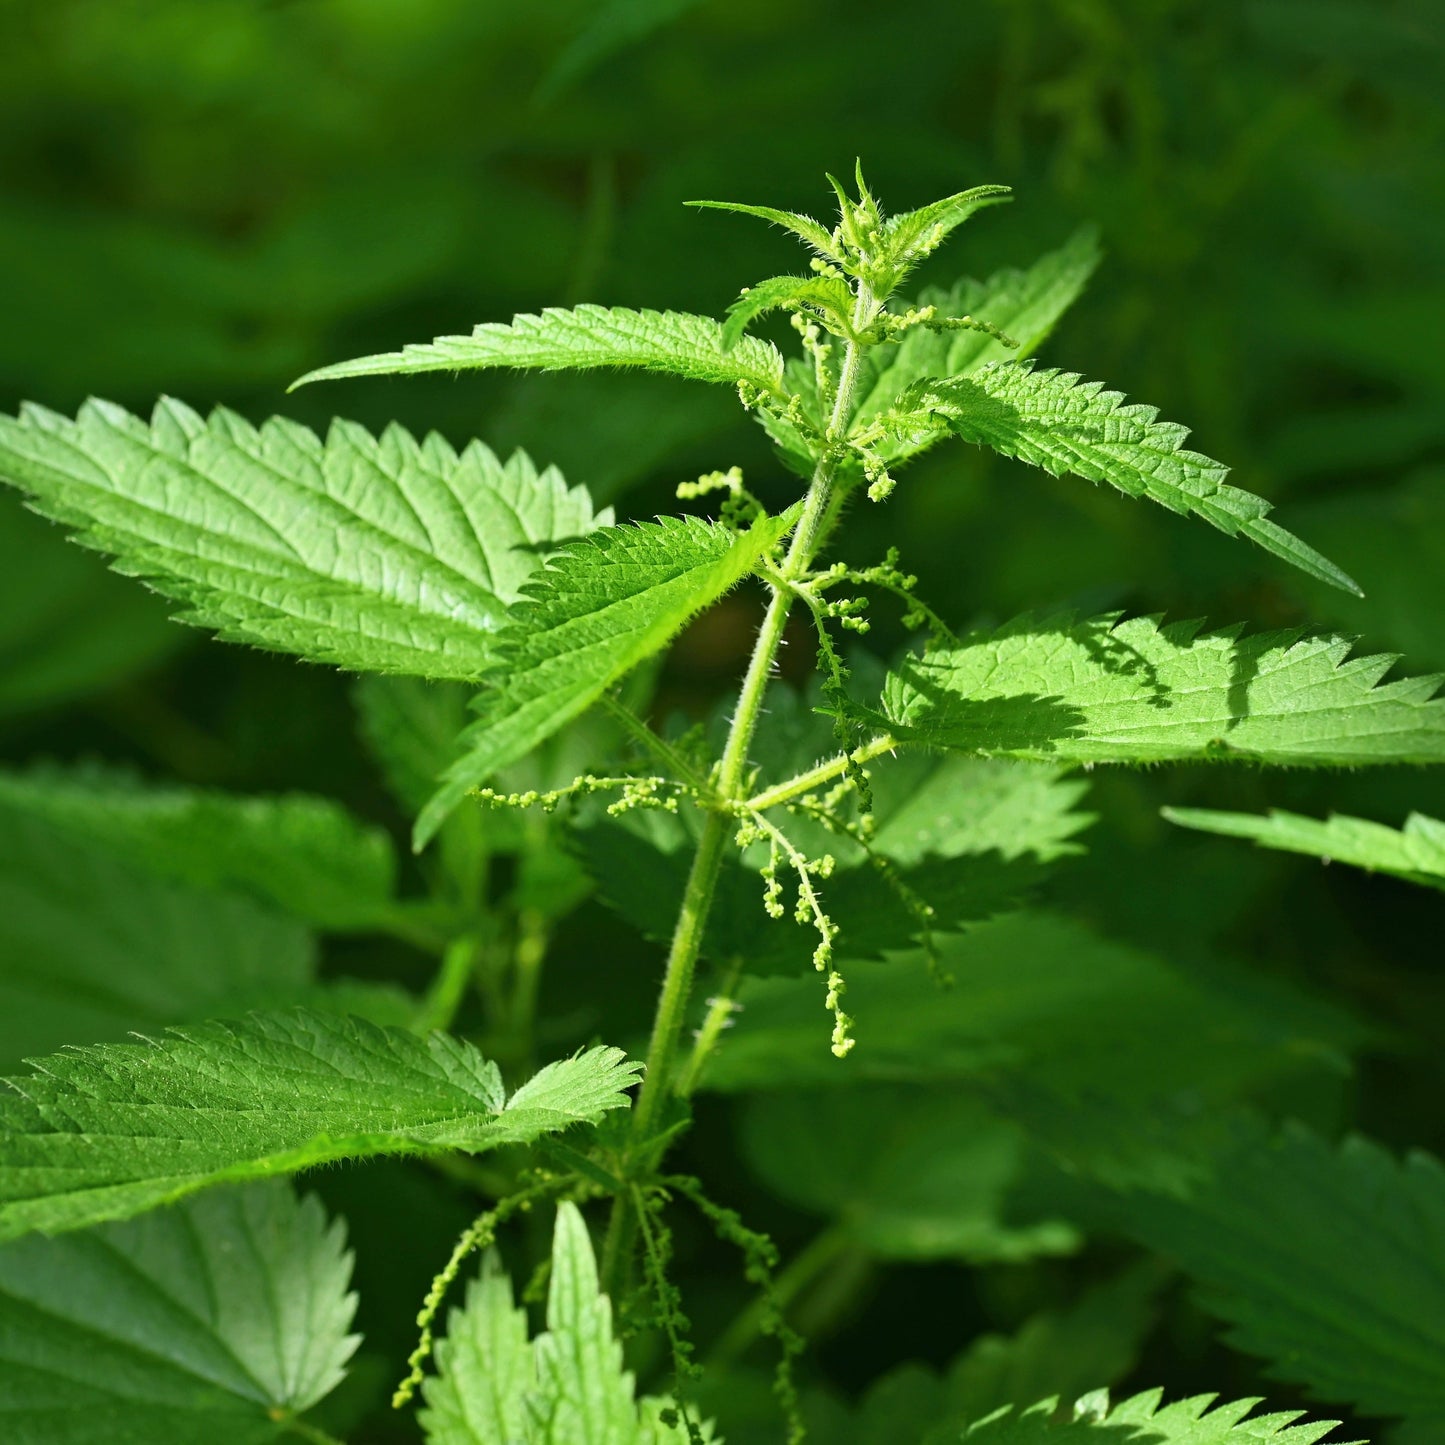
[741,1086,1079,1262]
[0,764,399,930]
[699,911,1362,1102]
[0,804,315,1071]
[0,1181,358,1443]
[1122,1120,1445,1427]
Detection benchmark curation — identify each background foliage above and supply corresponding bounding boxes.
[0,1,1441,1441]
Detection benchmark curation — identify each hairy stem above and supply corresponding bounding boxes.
[604,282,883,1294]
[675,957,744,1099]
[746,733,900,813]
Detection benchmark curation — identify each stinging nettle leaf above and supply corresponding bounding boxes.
[721,273,856,351]
[0,763,399,931]
[907,363,1361,595]
[1121,1120,1445,1428]
[0,1011,640,1241]
[0,1181,359,1444]
[851,228,1102,456]
[0,803,316,1071]
[700,910,1360,1106]
[292,304,787,398]
[0,398,607,680]
[415,510,794,849]
[882,183,1014,267]
[1163,805,1445,892]
[422,1202,695,1445]
[883,611,1445,767]
[685,198,844,264]
[960,1389,1348,1444]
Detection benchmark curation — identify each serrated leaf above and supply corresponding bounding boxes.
[1122,1120,1445,1427]
[846,1266,1160,1445]
[685,199,843,263]
[699,911,1362,1101]
[882,184,1013,265]
[941,1267,1164,1432]
[962,1390,1347,1444]
[0,398,605,680]
[416,510,793,848]
[908,363,1360,593]
[882,612,1445,766]
[292,305,787,398]
[423,1204,693,1445]
[721,274,855,350]
[421,1251,533,1445]
[741,1086,1078,1262]
[1164,805,1445,891]
[355,675,475,813]
[0,764,399,930]
[851,229,1102,457]
[0,1181,358,1444]
[529,1202,640,1444]
[0,803,316,1070]
[0,1013,640,1240]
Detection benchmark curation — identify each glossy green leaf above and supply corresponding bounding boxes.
[851,229,1102,455]
[962,1391,1347,1444]
[422,1203,693,1444]
[882,183,1013,266]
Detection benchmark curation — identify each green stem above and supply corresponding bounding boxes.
[419,933,481,1033]
[603,282,883,1295]
[675,957,744,1099]
[746,734,900,812]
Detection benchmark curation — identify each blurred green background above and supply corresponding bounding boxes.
[1,0,1441,1439]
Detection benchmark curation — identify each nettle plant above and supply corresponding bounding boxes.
[1,168,1444,1445]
